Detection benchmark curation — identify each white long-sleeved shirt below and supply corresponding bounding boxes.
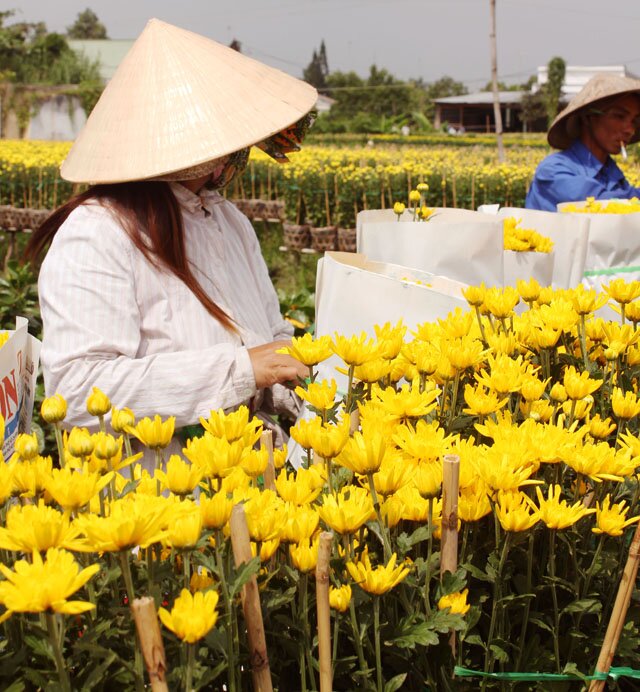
[38,182,294,430]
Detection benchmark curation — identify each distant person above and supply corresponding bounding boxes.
[526,74,640,212]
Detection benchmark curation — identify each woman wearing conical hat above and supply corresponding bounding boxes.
[525,73,640,211]
[26,19,317,439]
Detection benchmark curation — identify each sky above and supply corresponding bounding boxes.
[13,0,640,90]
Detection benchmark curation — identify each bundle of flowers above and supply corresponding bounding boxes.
[561,196,640,214]
[503,216,554,253]
[4,279,640,689]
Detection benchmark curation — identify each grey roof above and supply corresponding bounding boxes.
[435,91,526,105]
[68,39,135,82]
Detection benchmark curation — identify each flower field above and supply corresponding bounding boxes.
[4,280,640,689]
[5,138,640,228]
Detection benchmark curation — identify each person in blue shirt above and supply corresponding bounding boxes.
[526,73,640,211]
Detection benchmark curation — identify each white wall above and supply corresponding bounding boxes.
[25,95,86,141]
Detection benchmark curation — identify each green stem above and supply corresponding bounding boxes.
[447,371,461,431]
[124,433,136,480]
[374,597,383,692]
[301,573,316,690]
[424,497,434,615]
[474,306,488,344]
[515,531,535,671]
[483,532,511,677]
[183,550,191,590]
[345,364,355,413]
[46,612,71,692]
[214,530,237,692]
[154,448,164,496]
[119,552,145,692]
[53,424,66,468]
[332,615,340,667]
[367,472,393,562]
[579,314,591,372]
[349,598,369,683]
[548,530,561,673]
[184,641,195,692]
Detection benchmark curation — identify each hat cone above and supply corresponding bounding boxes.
[61,18,318,183]
[548,72,640,149]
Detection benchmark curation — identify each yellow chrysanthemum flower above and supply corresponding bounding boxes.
[111,406,136,433]
[294,379,338,411]
[200,405,262,445]
[159,588,219,643]
[593,496,640,536]
[0,501,86,553]
[437,588,470,615]
[347,551,410,595]
[329,584,352,612]
[290,536,319,573]
[563,366,602,401]
[200,492,234,530]
[44,464,113,511]
[86,387,111,417]
[495,491,539,532]
[317,486,374,535]
[278,333,333,366]
[0,548,99,618]
[126,415,175,450]
[75,496,169,551]
[280,504,319,543]
[274,468,323,506]
[535,485,596,530]
[332,332,380,366]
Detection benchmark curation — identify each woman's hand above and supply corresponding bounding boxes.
[248,340,308,389]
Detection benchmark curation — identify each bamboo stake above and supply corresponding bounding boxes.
[324,175,331,226]
[452,174,457,208]
[260,430,276,492]
[589,521,640,691]
[230,505,273,692]
[131,597,169,692]
[316,532,334,692]
[440,454,460,579]
[441,454,460,656]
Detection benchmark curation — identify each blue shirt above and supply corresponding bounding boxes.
[525,140,640,212]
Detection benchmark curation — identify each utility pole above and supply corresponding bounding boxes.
[489,0,505,163]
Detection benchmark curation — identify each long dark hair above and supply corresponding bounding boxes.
[24,181,235,331]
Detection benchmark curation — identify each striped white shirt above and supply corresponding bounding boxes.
[39,183,295,430]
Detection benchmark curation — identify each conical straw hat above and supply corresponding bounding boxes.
[61,19,318,183]
[548,73,640,150]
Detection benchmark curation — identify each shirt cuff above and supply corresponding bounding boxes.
[235,347,257,400]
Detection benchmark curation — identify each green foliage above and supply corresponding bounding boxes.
[545,56,567,126]
[66,9,108,40]
[0,11,101,85]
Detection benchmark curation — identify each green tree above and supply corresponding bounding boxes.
[303,40,329,90]
[66,9,108,40]
[520,90,547,131]
[423,76,467,120]
[544,56,566,126]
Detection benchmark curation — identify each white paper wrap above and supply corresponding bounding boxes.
[1,317,41,459]
[499,207,589,289]
[357,208,504,286]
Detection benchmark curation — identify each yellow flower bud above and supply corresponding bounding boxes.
[13,432,39,461]
[86,387,111,417]
[40,393,67,424]
[67,428,95,458]
[111,407,136,433]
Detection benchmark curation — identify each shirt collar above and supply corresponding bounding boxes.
[568,140,625,182]
[168,182,225,217]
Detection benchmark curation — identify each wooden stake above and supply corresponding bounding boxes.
[260,430,276,491]
[230,505,273,692]
[441,454,460,656]
[131,597,169,692]
[316,532,334,692]
[589,521,640,691]
[440,454,460,579]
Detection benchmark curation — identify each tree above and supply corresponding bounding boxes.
[303,40,329,90]
[66,9,108,40]
[520,90,547,131]
[545,56,566,126]
[423,76,467,120]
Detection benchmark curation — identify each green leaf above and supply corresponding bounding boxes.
[2,681,25,692]
[464,563,493,583]
[384,673,407,692]
[397,525,431,552]
[390,623,439,649]
[228,556,261,599]
[82,651,119,689]
[462,633,486,648]
[561,598,602,616]
[24,634,53,662]
[489,643,509,663]
[529,617,553,634]
[438,568,467,598]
